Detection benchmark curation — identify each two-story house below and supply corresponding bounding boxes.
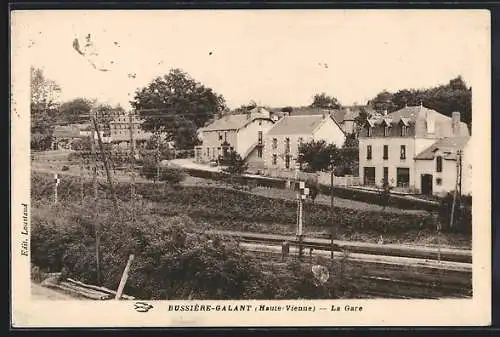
[195,107,275,170]
[109,112,153,150]
[263,111,346,171]
[358,104,470,195]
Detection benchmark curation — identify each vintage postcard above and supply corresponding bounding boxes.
[11,9,491,327]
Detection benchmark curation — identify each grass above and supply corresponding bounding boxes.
[31,168,471,249]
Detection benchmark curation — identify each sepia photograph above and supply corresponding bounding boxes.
[11,9,491,327]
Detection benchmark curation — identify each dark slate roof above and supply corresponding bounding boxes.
[414,137,470,160]
[267,115,326,135]
[203,114,253,131]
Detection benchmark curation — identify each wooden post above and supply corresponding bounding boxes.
[92,114,118,211]
[80,158,85,205]
[449,150,460,228]
[115,254,135,300]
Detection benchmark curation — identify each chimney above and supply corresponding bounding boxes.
[452,111,461,135]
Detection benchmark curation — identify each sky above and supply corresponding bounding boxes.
[13,10,489,110]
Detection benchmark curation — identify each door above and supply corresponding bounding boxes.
[421,174,433,195]
[363,167,376,186]
[383,167,389,185]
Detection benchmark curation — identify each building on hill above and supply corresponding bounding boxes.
[263,111,346,171]
[109,112,153,150]
[194,107,275,171]
[358,104,470,196]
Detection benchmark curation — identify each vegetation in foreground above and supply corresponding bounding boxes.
[32,199,361,300]
[32,172,472,248]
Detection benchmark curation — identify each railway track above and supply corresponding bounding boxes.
[207,229,472,265]
[242,242,472,299]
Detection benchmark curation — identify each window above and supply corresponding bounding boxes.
[367,126,372,137]
[259,120,262,126]
[272,154,277,165]
[285,155,290,169]
[218,133,223,141]
[258,131,263,145]
[400,126,407,137]
[298,137,303,147]
[224,132,227,141]
[272,138,278,149]
[367,145,372,160]
[400,145,406,159]
[436,156,443,172]
[383,145,389,160]
[384,126,390,137]
[285,138,290,153]
[257,147,263,158]
[436,177,442,185]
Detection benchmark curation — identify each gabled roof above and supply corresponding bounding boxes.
[202,114,253,131]
[415,137,470,160]
[267,115,327,136]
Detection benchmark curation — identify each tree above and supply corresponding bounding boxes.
[131,68,227,148]
[368,90,397,113]
[353,107,371,136]
[57,98,93,125]
[281,106,293,113]
[310,93,341,110]
[221,151,248,175]
[298,140,340,172]
[30,67,61,150]
[368,76,472,131]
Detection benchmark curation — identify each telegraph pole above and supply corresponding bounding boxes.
[449,150,461,229]
[155,127,161,184]
[92,114,118,211]
[330,168,335,260]
[128,111,136,223]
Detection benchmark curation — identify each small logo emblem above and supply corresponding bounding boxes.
[134,302,154,313]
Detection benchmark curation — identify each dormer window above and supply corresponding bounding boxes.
[384,126,390,137]
[367,126,372,137]
[400,125,407,137]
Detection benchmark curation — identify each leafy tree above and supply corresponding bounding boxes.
[57,98,93,125]
[353,107,371,135]
[335,133,359,176]
[221,151,248,175]
[281,106,293,113]
[310,93,341,110]
[30,67,61,150]
[368,90,397,113]
[131,68,227,148]
[298,140,340,172]
[368,76,472,131]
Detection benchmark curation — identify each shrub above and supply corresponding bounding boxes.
[158,167,185,184]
